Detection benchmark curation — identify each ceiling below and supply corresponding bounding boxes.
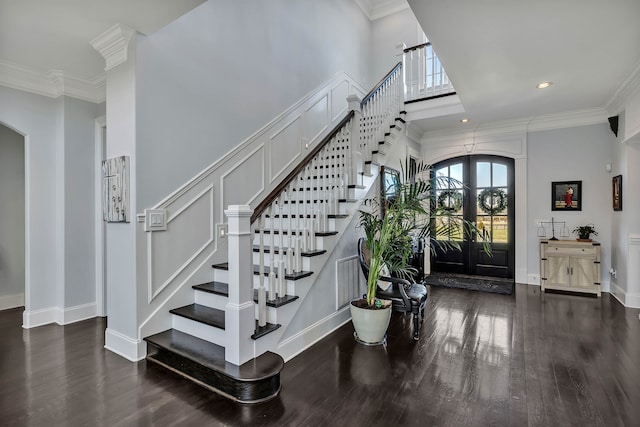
[406,0,640,133]
[2,0,639,133]
[0,0,205,100]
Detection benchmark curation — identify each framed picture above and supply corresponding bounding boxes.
[102,155,130,222]
[612,175,622,211]
[551,181,582,211]
[380,165,400,217]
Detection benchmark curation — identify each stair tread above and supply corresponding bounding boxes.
[265,213,348,219]
[170,303,225,329]
[253,229,337,236]
[252,246,327,257]
[144,329,284,380]
[192,281,228,296]
[212,262,314,280]
[251,321,281,340]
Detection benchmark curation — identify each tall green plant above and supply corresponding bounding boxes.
[358,158,490,308]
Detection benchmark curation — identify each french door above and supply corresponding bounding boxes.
[431,155,515,278]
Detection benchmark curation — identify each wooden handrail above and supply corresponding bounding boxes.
[251,62,403,224]
[251,111,354,223]
[403,42,430,53]
[361,62,402,106]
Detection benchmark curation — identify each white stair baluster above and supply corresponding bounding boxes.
[268,205,276,301]
[286,185,294,274]
[258,215,266,327]
[278,193,285,295]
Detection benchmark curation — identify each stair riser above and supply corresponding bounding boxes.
[263,217,337,230]
[172,315,226,346]
[255,300,299,324]
[146,344,280,403]
[194,291,228,311]
[252,253,311,272]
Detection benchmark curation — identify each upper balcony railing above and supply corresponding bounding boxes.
[403,42,455,103]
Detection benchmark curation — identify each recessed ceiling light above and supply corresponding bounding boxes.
[536,81,553,89]
[460,118,470,123]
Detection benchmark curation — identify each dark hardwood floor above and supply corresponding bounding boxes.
[2,284,639,426]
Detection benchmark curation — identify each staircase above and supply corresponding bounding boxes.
[143,63,405,403]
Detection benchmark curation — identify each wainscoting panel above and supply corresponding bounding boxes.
[331,79,349,122]
[149,186,214,300]
[303,94,329,149]
[269,117,302,183]
[222,145,265,209]
[336,255,361,310]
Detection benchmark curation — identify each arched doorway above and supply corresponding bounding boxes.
[0,124,25,310]
[432,155,515,279]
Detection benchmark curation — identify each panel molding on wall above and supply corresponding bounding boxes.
[148,184,214,301]
[336,255,361,310]
[269,117,301,184]
[222,144,265,211]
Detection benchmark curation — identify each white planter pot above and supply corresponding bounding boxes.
[350,300,392,345]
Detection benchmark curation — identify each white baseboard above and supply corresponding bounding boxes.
[22,306,57,328]
[625,291,640,309]
[610,282,628,307]
[105,328,146,362]
[277,307,352,362]
[22,302,97,328]
[0,293,24,311]
[57,302,97,325]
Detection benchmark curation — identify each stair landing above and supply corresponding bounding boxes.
[145,329,284,403]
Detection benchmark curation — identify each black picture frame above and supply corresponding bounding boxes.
[612,175,622,211]
[380,165,400,217]
[551,180,582,211]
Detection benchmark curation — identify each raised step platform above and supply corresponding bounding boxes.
[145,329,284,403]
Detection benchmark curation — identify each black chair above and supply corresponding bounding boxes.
[357,238,428,340]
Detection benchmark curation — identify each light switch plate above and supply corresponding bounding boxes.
[216,223,228,239]
[145,209,167,231]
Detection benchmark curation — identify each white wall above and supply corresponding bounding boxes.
[527,123,615,289]
[0,85,105,324]
[0,124,25,309]
[370,7,425,82]
[62,97,104,308]
[135,0,373,210]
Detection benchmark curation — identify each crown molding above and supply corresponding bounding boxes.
[0,60,105,103]
[354,0,409,20]
[90,24,135,71]
[420,108,608,143]
[606,60,640,115]
[526,108,608,132]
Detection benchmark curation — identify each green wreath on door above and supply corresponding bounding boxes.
[477,188,507,215]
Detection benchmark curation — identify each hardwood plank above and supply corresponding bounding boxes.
[2,285,640,425]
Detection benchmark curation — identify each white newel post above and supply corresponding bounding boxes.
[224,205,255,365]
[346,94,362,189]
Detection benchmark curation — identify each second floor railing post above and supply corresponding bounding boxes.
[346,94,362,190]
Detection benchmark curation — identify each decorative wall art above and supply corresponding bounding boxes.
[551,180,582,211]
[612,175,622,211]
[102,156,130,222]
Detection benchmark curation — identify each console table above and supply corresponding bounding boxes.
[540,240,601,296]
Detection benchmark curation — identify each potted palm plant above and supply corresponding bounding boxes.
[352,158,485,344]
